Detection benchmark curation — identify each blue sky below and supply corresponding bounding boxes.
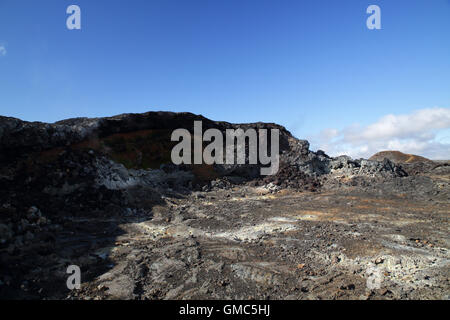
[0,0,449,158]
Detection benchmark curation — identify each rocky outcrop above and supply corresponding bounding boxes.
[0,111,408,195]
[0,112,413,249]
[2,111,447,300]
[0,111,415,224]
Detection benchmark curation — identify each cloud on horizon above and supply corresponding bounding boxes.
[0,45,6,56]
[308,107,450,160]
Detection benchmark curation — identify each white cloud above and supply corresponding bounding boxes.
[308,107,450,160]
[0,45,6,56]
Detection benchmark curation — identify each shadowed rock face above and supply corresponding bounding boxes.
[0,111,448,300]
[0,112,291,177]
[0,112,409,197]
[0,112,290,158]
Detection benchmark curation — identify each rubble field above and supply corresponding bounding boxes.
[0,112,448,300]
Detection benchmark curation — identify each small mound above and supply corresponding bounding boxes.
[369,151,431,163]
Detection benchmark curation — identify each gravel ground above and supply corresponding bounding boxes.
[2,176,448,300]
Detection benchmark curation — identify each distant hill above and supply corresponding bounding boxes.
[369,151,432,163]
